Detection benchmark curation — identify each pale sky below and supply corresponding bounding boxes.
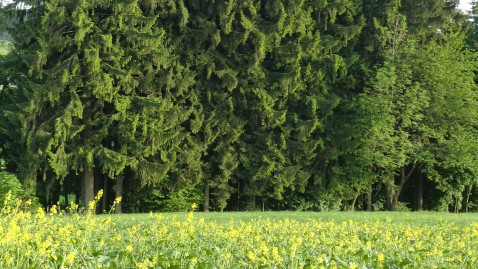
[459,0,473,12]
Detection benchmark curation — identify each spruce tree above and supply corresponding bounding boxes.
[198,0,362,210]
[148,0,363,211]
[2,0,197,211]
[0,1,44,200]
[400,0,461,40]
[178,0,246,212]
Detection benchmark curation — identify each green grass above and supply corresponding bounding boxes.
[114,210,478,227]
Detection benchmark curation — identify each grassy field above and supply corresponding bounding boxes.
[1,202,477,268]
[160,210,478,226]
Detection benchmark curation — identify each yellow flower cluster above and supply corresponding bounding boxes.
[0,202,477,269]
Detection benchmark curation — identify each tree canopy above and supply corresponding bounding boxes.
[1,0,478,213]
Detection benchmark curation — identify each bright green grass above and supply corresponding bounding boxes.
[115,210,478,226]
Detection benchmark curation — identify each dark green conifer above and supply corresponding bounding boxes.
[2,0,197,211]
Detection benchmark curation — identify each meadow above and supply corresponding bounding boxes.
[1,197,477,268]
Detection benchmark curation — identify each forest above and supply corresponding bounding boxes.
[1,0,478,213]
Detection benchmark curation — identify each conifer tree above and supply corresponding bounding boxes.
[203,0,362,210]
[0,1,44,200]
[400,0,460,38]
[177,0,246,212]
[2,0,197,211]
[3,0,478,212]
[149,0,363,211]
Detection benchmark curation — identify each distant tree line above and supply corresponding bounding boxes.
[1,0,478,213]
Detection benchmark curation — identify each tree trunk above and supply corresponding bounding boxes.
[45,177,56,205]
[247,195,257,211]
[82,80,94,213]
[351,194,359,211]
[390,196,398,211]
[75,181,81,205]
[83,167,95,213]
[386,175,394,211]
[64,186,69,206]
[237,180,240,211]
[23,168,37,200]
[455,196,459,213]
[389,163,417,211]
[390,168,406,211]
[454,193,464,213]
[465,186,472,213]
[115,173,123,214]
[102,175,107,213]
[204,180,210,212]
[415,173,423,211]
[81,175,84,207]
[366,191,372,211]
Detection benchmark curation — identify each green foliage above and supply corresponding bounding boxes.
[1,0,478,212]
[0,40,11,55]
[144,187,202,212]
[1,0,202,210]
[400,0,462,40]
[0,171,23,206]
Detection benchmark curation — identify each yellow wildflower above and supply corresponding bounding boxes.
[190,257,198,267]
[65,252,75,264]
[247,251,256,261]
[50,205,58,215]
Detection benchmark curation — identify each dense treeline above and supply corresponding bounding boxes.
[1,0,478,212]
